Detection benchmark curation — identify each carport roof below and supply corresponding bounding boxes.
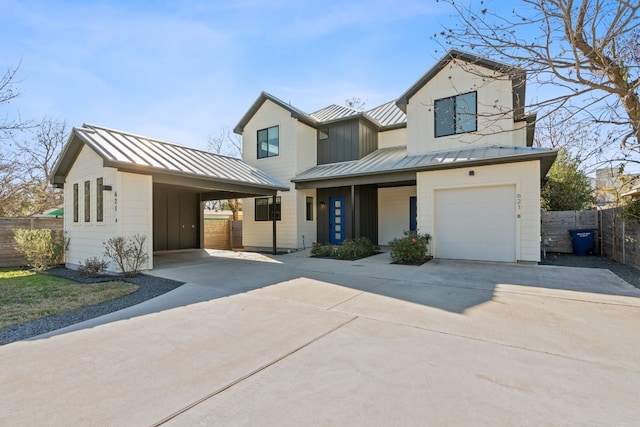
[292,145,558,188]
[51,124,289,198]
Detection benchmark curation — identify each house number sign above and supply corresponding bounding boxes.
[516,192,521,218]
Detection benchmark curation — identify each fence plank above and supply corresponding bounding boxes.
[0,218,64,267]
[541,210,598,254]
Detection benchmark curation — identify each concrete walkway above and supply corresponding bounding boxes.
[2,249,640,426]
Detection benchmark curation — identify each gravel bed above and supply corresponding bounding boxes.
[540,252,640,289]
[0,268,184,346]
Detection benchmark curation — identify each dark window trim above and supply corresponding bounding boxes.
[255,196,281,221]
[305,196,313,221]
[96,177,104,222]
[84,180,91,222]
[434,91,477,138]
[73,183,79,223]
[257,125,279,159]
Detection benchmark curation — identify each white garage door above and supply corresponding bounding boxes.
[435,185,516,262]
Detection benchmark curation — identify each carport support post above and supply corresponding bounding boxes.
[272,194,277,255]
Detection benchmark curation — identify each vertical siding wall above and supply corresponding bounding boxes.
[0,218,63,267]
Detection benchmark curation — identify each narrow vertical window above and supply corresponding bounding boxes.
[96,177,104,222]
[306,196,313,221]
[84,180,91,222]
[73,183,79,223]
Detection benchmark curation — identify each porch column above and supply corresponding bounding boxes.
[272,194,277,255]
[351,185,356,239]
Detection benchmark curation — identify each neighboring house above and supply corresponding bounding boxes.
[235,49,558,262]
[594,167,640,207]
[50,124,287,272]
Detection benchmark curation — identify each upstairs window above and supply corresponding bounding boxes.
[255,196,281,221]
[257,126,279,159]
[434,91,477,137]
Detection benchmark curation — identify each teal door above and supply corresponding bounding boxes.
[329,196,345,245]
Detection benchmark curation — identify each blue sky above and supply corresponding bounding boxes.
[1,0,455,150]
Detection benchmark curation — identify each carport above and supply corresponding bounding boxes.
[50,124,289,271]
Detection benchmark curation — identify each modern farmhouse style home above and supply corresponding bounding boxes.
[235,49,557,262]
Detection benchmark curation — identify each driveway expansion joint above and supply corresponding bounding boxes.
[150,315,359,426]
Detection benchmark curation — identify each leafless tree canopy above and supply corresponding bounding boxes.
[0,62,31,141]
[436,0,640,151]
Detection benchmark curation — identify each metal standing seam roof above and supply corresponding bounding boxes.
[310,104,361,122]
[292,145,558,182]
[52,124,289,191]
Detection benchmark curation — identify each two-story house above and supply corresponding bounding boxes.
[235,50,557,263]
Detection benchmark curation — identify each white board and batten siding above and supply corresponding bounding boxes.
[242,99,317,250]
[417,160,541,263]
[377,186,416,245]
[64,145,153,272]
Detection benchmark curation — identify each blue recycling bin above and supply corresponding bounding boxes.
[568,229,595,256]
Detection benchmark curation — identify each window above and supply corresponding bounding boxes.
[257,126,279,159]
[255,196,281,221]
[96,177,104,222]
[434,91,477,137]
[73,183,79,223]
[84,180,91,222]
[319,128,329,140]
[306,197,313,221]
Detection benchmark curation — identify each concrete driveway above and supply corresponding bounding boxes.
[2,249,640,426]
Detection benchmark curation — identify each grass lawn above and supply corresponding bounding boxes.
[0,268,139,329]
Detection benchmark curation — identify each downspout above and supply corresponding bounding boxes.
[351,185,356,239]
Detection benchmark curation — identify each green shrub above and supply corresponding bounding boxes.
[77,256,109,278]
[103,234,149,277]
[389,230,431,264]
[335,237,380,260]
[311,237,380,260]
[311,242,336,257]
[13,229,66,271]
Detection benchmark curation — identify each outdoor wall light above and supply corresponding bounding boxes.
[319,201,325,207]
[103,185,113,191]
[468,170,475,176]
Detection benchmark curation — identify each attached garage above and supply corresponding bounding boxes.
[435,185,516,262]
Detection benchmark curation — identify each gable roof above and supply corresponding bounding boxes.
[292,145,557,188]
[396,49,527,121]
[233,92,317,134]
[51,124,289,197]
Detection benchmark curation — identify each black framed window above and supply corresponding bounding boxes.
[255,196,281,221]
[96,177,104,222]
[84,180,91,222]
[434,91,477,137]
[306,197,313,221]
[257,126,279,159]
[73,183,79,223]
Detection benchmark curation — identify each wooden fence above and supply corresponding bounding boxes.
[600,208,640,270]
[541,210,599,254]
[203,219,242,250]
[0,217,64,267]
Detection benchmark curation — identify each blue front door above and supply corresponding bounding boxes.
[329,196,346,245]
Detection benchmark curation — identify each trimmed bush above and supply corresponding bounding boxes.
[13,229,66,271]
[389,230,431,265]
[77,257,109,278]
[103,234,149,277]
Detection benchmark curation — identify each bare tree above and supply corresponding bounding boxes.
[206,125,243,219]
[0,61,30,141]
[436,0,640,152]
[344,97,367,111]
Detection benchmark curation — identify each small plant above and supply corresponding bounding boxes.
[389,230,432,265]
[77,257,109,278]
[103,234,149,277]
[311,242,336,257]
[13,229,66,271]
